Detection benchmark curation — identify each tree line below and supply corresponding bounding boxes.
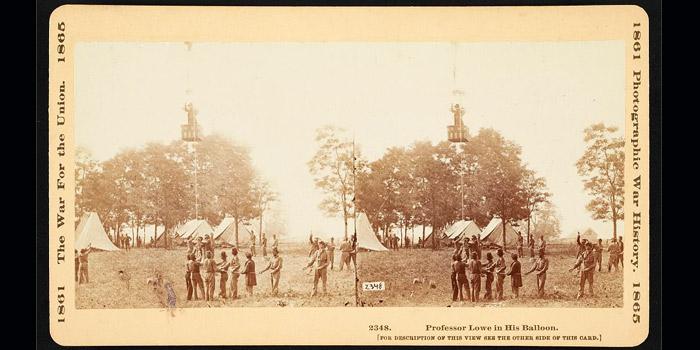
[309,122,625,248]
[75,134,276,247]
[309,126,555,248]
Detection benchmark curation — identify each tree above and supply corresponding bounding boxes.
[252,179,277,244]
[308,126,364,239]
[532,201,562,240]
[576,123,624,239]
[521,169,551,244]
[409,141,459,249]
[75,147,99,220]
[195,135,257,246]
[470,129,529,250]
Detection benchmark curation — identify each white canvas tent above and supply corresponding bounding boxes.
[213,218,254,246]
[480,218,521,248]
[176,219,214,240]
[444,220,482,241]
[354,213,388,251]
[75,212,119,251]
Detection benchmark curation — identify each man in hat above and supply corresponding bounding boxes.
[339,238,352,271]
[261,234,268,257]
[243,252,257,296]
[466,252,482,302]
[272,234,279,250]
[494,248,507,301]
[607,237,620,272]
[570,241,596,299]
[203,251,217,301]
[207,234,216,256]
[217,251,229,299]
[78,244,92,284]
[517,234,524,258]
[229,247,241,299]
[260,247,283,296]
[308,233,319,257]
[618,236,624,268]
[188,253,204,300]
[525,249,549,298]
[306,240,329,296]
[327,237,336,270]
[249,232,257,257]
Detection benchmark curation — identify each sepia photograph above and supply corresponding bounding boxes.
[73,41,625,309]
[45,5,653,346]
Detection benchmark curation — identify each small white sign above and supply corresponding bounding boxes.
[362,281,385,291]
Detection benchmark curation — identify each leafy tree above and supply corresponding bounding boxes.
[521,169,551,244]
[470,129,529,250]
[308,126,365,239]
[252,179,277,243]
[576,123,624,239]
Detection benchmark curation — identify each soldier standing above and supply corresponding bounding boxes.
[507,253,522,298]
[524,249,549,298]
[327,237,336,270]
[339,238,352,271]
[595,238,604,272]
[218,251,229,299]
[308,233,319,257]
[494,249,507,301]
[538,236,547,255]
[203,251,217,301]
[74,249,79,282]
[528,233,535,258]
[608,238,620,272]
[451,254,468,301]
[185,254,194,301]
[306,241,329,296]
[259,247,283,296]
[517,234,524,258]
[243,252,257,296]
[78,245,92,284]
[188,253,205,300]
[229,247,241,299]
[618,236,624,267]
[467,252,482,302]
[272,234,279,250]
[250,232,257,257]
[570,242,596,299]
[261,235,268,257]
[482,252,495,300]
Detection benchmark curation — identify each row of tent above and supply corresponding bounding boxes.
[74,211,390,252]
[423,218,521,248]
[74,213,260,251]
[74,211,520,252]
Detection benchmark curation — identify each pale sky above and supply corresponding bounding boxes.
[75,41,624,241]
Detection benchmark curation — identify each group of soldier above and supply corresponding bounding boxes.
[571,233,624,299]
[449,235,549,302]
[183,233,281,301]
[448,232,624,302]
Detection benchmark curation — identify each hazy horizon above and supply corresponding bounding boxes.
[75,41,625,241]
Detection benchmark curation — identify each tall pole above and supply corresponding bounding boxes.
[194,141,199,219]
[352,135,359,307]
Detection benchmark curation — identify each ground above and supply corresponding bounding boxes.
[76,243,356,309]
[76,242,623,309]
[358,244,624,307]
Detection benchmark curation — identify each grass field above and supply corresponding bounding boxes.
[357,245,624,308]
[75,243,356,309]
[76,242,623,309]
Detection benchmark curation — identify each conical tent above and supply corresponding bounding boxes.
[176,219,214,240]
[444,220,482,241]
[480,218,521,248]
[213,218,253,246]
[75,212,119,251]
[354,213,388,251]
